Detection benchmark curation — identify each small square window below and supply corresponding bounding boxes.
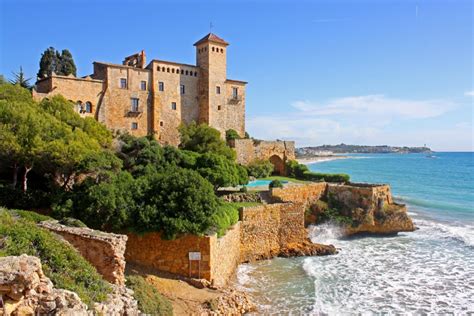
[158,82,164,91]
[131,98,139,112]
[180,84,185,95]
[131,122,138,130]
[216,86,221,94]
[218,105,221,111]
[171,102,177,110]
[160,121,163,127]
[120,78,127,89]
[140,81,147,91]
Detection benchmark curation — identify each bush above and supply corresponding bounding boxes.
[211,203,240,237]
[196,153,248,190]
[303,171,350,183]
[0,209,111,307]
[269,179,284,189]
[126,275,173,316]
[58,217,87,227]
[247,160,274,178]
[225,129,241,141]
[285,160,309,178]
[240,185,248,193]
[317,207,353,226]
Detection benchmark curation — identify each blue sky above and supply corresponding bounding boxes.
[1,0,472,151]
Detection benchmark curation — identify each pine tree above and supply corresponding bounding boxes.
[37,47,58,78]
[9,67,32,89]
[59,49,77,76]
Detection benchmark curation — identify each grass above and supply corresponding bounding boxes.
[126,275,173,316]
[0,208,111,307]
[260,176,309,184]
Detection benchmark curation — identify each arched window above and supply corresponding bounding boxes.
[167,68,170,73]
[194,71,197,77]
[185,70,189,75]
[157,66,161,71]
[181,69,184,74]
[76,101,84,113]
[172,68,175,73]
[212,47,215,52]
[162,67,165,71]
[85,102,92,113]
[220,48,223,53]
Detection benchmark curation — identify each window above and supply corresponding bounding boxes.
[218,105,221,111]
[171,102,177,110]
[194,71,197,77]
[180,84,185,95]
[216,86,221,94]
[220,48,224,53]
[85,102,92,113]
[167,68,170,73]
[185,70,189,75]
[181,69,184,74]
[131,122,138,130]
[160,121,163,127]
[120,78,127,89]
[232,87,238,98]
[158,81,164,91]
[140,81,147,91]
[212,47,215,52]
[162,67,165,71]
[131,98,139,112]
[77,101,84,113]
[157,66,161,71]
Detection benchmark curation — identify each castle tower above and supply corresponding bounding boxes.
[194,33,229,132]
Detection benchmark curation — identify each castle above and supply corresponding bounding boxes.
[33,33,246,146]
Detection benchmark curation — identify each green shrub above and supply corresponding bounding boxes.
[285,160,309,178]
[269,179,284,189]
[58,217,87,227]
[0,209,111,307]
[240,185,248,193]
[225,129,241,141]
[126,275,173,316]
[317,207,353,226]
[211,203,240,237]
[247,160,274,178]
[303,171,350,183]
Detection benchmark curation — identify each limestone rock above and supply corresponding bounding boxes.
[279,239,337,257]
[94,284,139,316]
[0,255,89,315]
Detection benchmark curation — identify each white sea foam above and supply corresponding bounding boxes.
[237,219,474,314]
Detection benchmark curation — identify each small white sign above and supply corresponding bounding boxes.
[189,252,201,260]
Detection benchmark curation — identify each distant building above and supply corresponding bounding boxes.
[33,33,246,146]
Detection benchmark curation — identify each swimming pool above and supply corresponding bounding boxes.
[246,179,289,187]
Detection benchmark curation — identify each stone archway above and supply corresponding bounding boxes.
[269,155,285,175]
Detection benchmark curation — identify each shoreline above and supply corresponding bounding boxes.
[296,155,351,165]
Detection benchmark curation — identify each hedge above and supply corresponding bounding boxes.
[303,171,350,183]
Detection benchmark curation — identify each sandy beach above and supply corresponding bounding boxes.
[296,155,350,165]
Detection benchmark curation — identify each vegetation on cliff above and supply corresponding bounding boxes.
[126,275,173,315]
[0,208,111,307]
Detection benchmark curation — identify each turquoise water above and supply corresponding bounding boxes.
[247,179,289,187]
[237,152,474,314]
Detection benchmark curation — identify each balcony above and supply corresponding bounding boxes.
[125,108,143,117]
[228,95,242,104]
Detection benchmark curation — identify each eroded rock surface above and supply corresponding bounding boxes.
[0,254,88,315]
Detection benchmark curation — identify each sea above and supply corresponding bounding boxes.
[236,152,474,314]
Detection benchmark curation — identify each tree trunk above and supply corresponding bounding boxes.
[12,163,19,188]
[22,165,32,193]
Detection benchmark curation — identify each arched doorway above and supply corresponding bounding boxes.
[269,155,285,175]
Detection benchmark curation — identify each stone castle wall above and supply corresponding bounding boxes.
[239,202,306,262]
[327,183,393,214]
[210,222,241,286]
[232,139,296,174]
[270,182,327,204]
[38,221,127,285]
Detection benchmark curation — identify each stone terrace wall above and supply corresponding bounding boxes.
[239,202,306,262]
[39,221,127,285]
[270,182,328,204]
[210,222,241,286]
[327,183,393,214]
[232,139,295,166]
[125,232,212,280]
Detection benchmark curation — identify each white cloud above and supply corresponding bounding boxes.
[465,90,474,97]
[247,94,460,149]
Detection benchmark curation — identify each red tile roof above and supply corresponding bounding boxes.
[194,33,229,46]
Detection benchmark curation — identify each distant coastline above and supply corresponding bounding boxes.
[297,144,432,157]
[296,155,350,165]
